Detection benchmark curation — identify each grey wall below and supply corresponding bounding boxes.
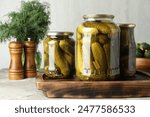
[0,0,150,69]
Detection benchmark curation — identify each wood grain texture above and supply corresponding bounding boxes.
[136,58,150,73]
[36,71,150,98]
[9,41,24,80]
[24,41,37,78]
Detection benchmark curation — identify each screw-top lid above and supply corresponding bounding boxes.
[119,23,136,28]
[83,14,114,21]
[47,31,73,37]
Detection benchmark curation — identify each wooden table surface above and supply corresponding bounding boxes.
[0,69,150,100]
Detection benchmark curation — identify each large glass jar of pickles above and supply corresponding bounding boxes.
[44,32,75,79]
[76,14,120,81]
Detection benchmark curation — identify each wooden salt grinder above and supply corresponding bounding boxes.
[24,39,36,78]
[9,41,24,80]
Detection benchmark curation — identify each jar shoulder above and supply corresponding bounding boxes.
[78,21,120,33]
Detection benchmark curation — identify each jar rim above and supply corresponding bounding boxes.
[119,23,136,28]
[47,31,73,37]
[83,14,115,20]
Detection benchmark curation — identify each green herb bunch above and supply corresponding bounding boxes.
[0,0,50,44]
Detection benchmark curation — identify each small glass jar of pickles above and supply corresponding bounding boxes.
[43,32,75,79]
[76,14,120,81]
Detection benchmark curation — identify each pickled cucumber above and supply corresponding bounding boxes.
[98,34,109,45]
[77,32,82,40]
[44,39,49,70]
[90,61,95,74]
[67,38,75,48]
[77,24,98,35]
[76,41,83,75]
[104,22,119,31]
[54,41,70,77]
[59,39,74,69]
[91,42,107,74]
[91,35,99,43]
[83,21,111,34]
[59,40,74,56]
[103,41,110,69]
[104,22,119,38]
[64,53,74,67]
[44,53,49,71]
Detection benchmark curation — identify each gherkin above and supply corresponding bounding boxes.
[64,53,74,67]
[90,62,95,74]
[104,22,118,31]
[44,38,49,70]
[54,41,70,77]
[76,41,83,75]
[98,34,109,45]
[103,41,110,69]
[59,40,74,56]
[104,22,119,38]
[76,32,82,40]
[77,24,98,35]
[83,21,111,34]
[91,42,107,74]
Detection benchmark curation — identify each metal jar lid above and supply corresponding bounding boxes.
[47,31,73,37]
[119,23,136,28]
[83,14,114,21]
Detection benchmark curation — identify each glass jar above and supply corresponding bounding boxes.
[43,32,75,79]
[76,14,120,81]
[119,24,136,77]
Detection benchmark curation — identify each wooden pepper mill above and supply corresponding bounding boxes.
[24,38,37,78]
[9,41,24,80]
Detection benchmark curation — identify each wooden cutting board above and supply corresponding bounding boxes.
[36,70,150,98]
